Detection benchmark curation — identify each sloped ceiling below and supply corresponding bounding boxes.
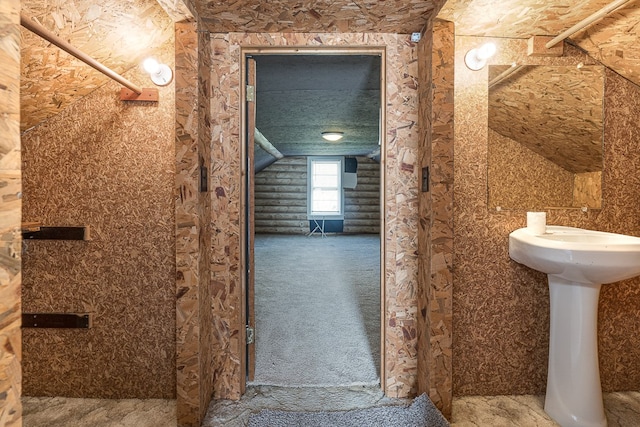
[488,64,604,173]
[20,0,175,132]
[18,0,640,143]
[255,55,381,154]
[437,0,640,88]
[438,0,640,174]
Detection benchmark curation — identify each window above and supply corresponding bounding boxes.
[307,157,344,219]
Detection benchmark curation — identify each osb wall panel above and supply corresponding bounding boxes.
[574,171,602,209]
[175,22,211,426]
[194,0,446,34]
[20,0,175,132]
[197,25,214,426]
[427,19,454,418]
[21,54,176,398]
[416,18,433,413]
[454,36,640,396]
[572,2,640,97]
[156,0,194,22]
[0,0,22,425]
[489,64,604,174]
[208,32,242,400]
[488,128,574,210]
[593,69,640,392]
[209,32,422,399]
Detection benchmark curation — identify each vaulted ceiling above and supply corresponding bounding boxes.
[18,0,640,157]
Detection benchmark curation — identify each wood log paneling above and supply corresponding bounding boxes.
[255,157,306,235]
[344,158,381,234]
[254,156,380,234]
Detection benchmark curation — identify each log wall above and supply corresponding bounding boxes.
[254,156,380,235]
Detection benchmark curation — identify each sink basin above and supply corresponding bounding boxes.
[509,225,640,285]
[509,225,640,427]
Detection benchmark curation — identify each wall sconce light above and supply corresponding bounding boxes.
[322,132,344,142]
[143,58,173,86]
[464,42,497,71]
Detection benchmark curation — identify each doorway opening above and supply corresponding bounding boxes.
[241,49,386,390]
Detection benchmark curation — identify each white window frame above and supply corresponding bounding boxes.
[307,156,344,220]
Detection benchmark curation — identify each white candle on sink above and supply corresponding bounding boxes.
[527,212,546,235]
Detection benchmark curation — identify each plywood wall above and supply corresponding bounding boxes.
[194,0,445,33]
[422,19,454,418]
[488,64,604,174]
[175,19,215,427]
[0,0,22,425]
[21,47,176,399]
[254,156,380,235]
[488,128,574,210]
[454,36,640,397]
[574,171,602,209]
[207,32,423,400]
[20,0,175,133]
[416,18,433,416]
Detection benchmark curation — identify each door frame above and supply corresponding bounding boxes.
[239,46,387,392]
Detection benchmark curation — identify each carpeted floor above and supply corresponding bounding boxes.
[247,393,450,427]
[251,234,381,387]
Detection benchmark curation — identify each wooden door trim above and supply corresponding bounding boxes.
[239,46,387,392]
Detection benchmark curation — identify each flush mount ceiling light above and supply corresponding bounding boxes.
[464,42,497,71]
[143,58,173,86]
[321,132,344,142]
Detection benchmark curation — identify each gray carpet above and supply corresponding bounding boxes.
[251,234,380,387]
[247,393,450,427]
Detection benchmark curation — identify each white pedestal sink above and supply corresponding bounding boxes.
[509,225,640,427]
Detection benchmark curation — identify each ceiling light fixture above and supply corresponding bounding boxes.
[464,42,497,71]
[143,58,173,86]
[322,132,344,142]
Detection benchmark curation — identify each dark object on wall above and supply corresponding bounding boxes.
[22,313,91,329]
[22,226,89,240]
[200,162,208,192]
[345,157,358,173]
[308,220,344,233]
[422,166,430,192]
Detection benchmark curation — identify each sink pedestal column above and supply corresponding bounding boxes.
[545,276,607,427]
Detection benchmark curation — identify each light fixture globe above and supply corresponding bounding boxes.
[143,57,173,86]
[321,132,344,142]
[143,58,160,74]
[464,42,497,71]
